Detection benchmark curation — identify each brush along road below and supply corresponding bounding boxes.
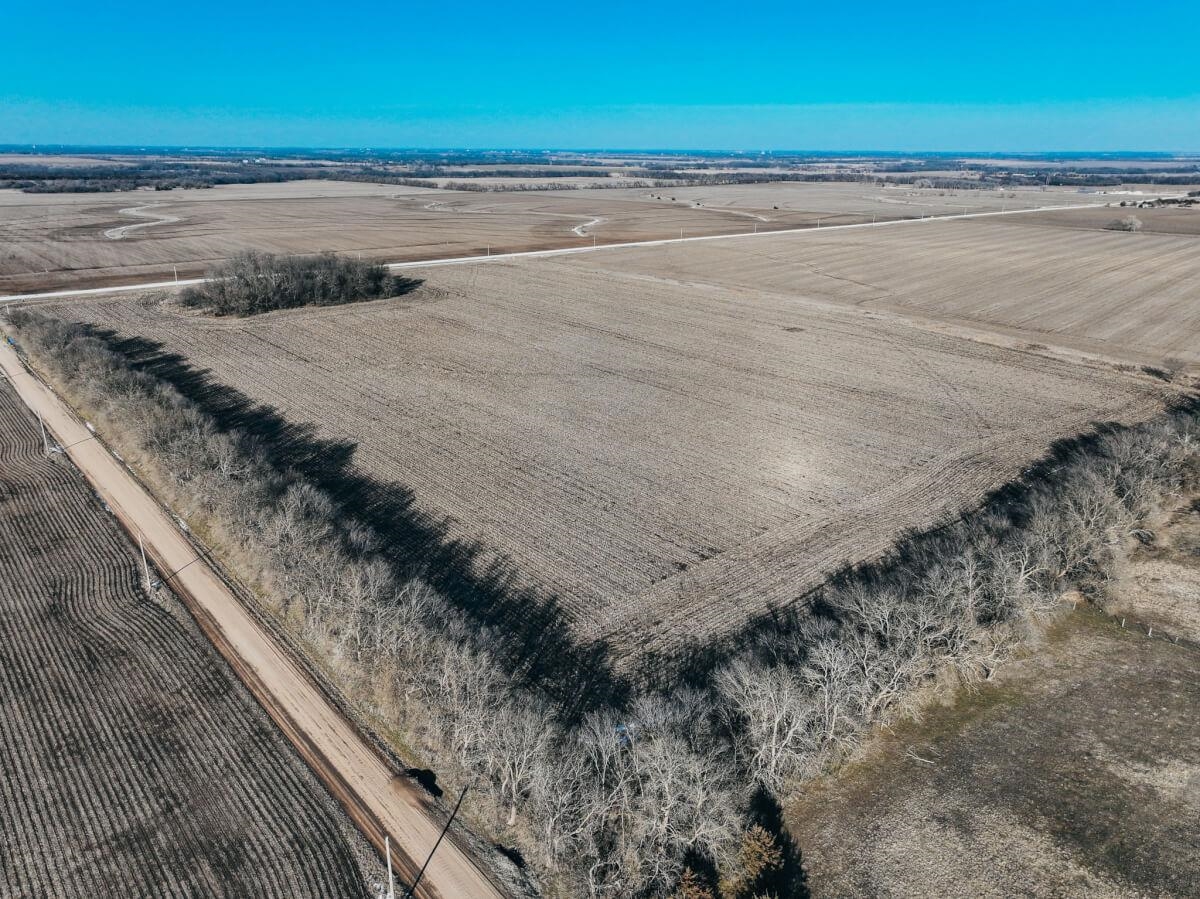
[0,337,507,899]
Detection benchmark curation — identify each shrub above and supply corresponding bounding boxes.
[1105,215,1144,232]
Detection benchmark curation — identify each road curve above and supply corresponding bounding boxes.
[0,201,1106,304]
[0,339,508,899]
[103,203,182,240]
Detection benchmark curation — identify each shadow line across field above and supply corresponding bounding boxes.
[94,330,1195,721]
[107,331,629,715]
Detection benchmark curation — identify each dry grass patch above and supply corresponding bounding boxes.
[786,608,1200,899]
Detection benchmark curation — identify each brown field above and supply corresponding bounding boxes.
[624,181,1083,217]
[0,179,1102,294]
[40,214,1179,675]
[0,153,137,167]
[0,378,371,896]
[1000,203,1200,235]
[787,602,1200,898]
[564,218,1200,364]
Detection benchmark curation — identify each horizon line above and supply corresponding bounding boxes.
[3,144,1199,158]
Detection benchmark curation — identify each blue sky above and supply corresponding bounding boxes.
[3,0,1198,149]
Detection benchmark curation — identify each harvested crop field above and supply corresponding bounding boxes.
[0,179,1098,294]
[41,220,1170,677]
[996,203,1200,236]
[0,377,369,896]
[623,181,1085,218]
[564,218,1200,364]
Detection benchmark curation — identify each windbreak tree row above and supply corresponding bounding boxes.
[7,308,1196,898]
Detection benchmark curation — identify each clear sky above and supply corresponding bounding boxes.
[3,0,1198,150]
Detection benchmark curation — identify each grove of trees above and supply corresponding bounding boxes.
[180,251,421,316]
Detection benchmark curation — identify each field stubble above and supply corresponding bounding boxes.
[567,217,1200,365]
[0,179,1098,294]
[43,226,1168,674]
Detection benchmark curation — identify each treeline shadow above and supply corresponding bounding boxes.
[630,394,1200,689]
[748,788,809,899]
[104,330,628,717]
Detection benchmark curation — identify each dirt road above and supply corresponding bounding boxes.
[0,338,506,899]
[103,203,182,240]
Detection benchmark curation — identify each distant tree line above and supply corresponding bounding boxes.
[395,166,612,179]
[6,308,1196,897]
[4,151,1195,194]
[179,252,421,316]
[0,161,322,193]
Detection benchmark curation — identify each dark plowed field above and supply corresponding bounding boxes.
[0,378,368,897]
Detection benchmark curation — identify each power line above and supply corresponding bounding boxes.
[404,782,471,899]
[59,433,98,451]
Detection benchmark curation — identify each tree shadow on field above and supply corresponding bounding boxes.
[748,787,810,898]
[104,330,628,716]
[630,393,1200,689]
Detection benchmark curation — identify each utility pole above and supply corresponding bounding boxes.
[138,532,153,596]
[37,409,50,455]
[385,836,396,899]
[173,264,179,283]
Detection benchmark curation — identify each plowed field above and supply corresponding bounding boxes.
[0,179,1096,294]
[44,215,1172,674]
[564,217,1200,364]
[0,378,369,897]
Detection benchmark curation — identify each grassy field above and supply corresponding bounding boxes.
[787,558,1200,898]
[0,179,1104,293]
[40,215,1173,676]
[0,378,372,897]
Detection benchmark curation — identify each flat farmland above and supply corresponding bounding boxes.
[0,179,1099,294]
[620,181,1088,218]
[0,378,370,896]
[568,217,1200,364]
[995,203,1200,236]
[45,229,1165,674]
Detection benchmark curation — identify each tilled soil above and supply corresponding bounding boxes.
[44,236,1163,675]
[0,180,1095,293]
[0,377,370,898]
[561,217,1200,364]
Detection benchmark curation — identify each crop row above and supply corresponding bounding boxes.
[0,379,367,897]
